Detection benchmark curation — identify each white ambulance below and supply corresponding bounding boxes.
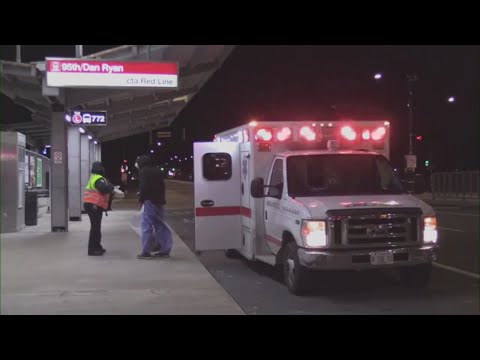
[194,121,438,294]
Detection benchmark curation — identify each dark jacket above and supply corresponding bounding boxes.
[137,155,166,205]
[91,162,114,195]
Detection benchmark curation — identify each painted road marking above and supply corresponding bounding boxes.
[436,211,479,217]
[439,226,465,233]
[433,262,480,280]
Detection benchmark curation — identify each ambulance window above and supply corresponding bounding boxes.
[268,159,284,197]
[203,153,232,181]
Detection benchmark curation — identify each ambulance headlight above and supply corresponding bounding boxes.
[423,216,438,244]
[301,220,327,247]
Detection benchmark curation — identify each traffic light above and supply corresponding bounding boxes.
[425,160,430,167]
[416,135,423,141]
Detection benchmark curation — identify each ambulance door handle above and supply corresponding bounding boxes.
[265,211,268,220]
[201,200,214,207]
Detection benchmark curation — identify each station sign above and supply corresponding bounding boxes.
[46,58,178,89]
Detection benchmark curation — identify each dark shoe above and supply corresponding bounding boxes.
[137,252,152,259]
[88,250,104,256]
[153,252,170,258]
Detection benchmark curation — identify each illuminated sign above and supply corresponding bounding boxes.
[46,58,178,88]
[70,111,107,126]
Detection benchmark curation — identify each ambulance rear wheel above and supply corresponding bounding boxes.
[225,249,238,258]
[283,241,309,295]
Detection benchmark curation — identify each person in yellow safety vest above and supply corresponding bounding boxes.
[83,161,114,256]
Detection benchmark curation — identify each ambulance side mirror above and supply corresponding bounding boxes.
[251,178,265,198]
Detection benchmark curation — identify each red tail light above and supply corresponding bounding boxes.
[372,126,386,141]
[362,129,371,140]
[299,126,316,141]
[341,126,357,141]
[277,127,292,141]
[255,128,273,142]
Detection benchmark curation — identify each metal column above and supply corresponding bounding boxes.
[68,127,82,221]
[80,135,90,214]
[50,109,69,232]
[89,140,95,171]
[96,143,102,162]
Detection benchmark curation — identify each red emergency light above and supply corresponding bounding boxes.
[362,129,371,140]
[371,126,386,141]
[277,127,292,141]
[299,126,316,141]
[340,126,357,141]
[255,128,273,142]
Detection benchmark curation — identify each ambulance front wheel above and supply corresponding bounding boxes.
[282,241,309,295]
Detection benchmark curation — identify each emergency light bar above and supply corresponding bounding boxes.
[215,121,390,149]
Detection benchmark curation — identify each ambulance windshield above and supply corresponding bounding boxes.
[287,154,405,197]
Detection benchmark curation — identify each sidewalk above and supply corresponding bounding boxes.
[1,207,244,315]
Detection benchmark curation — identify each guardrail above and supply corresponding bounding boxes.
[431,171,479,200]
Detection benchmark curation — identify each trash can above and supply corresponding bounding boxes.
[25,191,38,226]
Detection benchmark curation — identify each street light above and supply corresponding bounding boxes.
[448,96,456,103]
[374,73,383,80]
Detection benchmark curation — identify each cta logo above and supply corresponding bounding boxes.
[51,61,61,72]
[72,112,83,124]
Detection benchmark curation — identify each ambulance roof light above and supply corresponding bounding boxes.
[372,126,386,141]
[341,126,356,141]
[255,128,273,142]
[362,129,371,140]
[299,126,316,141]
[277,127,292,141]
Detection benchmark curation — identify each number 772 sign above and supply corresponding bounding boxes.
[70,111,107,126]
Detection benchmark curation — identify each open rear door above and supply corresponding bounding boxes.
[194,142,242,251]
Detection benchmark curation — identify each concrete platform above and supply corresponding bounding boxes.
[1,208,244,315]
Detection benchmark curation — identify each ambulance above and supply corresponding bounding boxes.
[193,120,438,294]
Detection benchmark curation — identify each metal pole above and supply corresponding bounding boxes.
[407,74,418,155]
[16,45,21,62]
[75,45,83,58]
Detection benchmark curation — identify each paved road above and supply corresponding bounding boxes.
[164,181,479,314]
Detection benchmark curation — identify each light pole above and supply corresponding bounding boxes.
[406,74,418,156]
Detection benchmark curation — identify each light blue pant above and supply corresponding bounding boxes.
[141,201,172,254]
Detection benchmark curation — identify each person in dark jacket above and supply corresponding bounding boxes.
[135,155,172,259]
[83,161,114,256]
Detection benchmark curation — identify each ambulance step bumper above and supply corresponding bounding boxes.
[297,246,436,270]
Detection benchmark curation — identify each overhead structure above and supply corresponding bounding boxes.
[1,45,235,146]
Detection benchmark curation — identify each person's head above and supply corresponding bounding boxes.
[91,161,106,176]
[135,155,152,170]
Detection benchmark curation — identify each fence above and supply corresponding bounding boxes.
[431,171,479,200]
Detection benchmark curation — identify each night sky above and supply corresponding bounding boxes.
[1,45,478,181]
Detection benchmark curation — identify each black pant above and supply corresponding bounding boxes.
[84,203,104,253]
